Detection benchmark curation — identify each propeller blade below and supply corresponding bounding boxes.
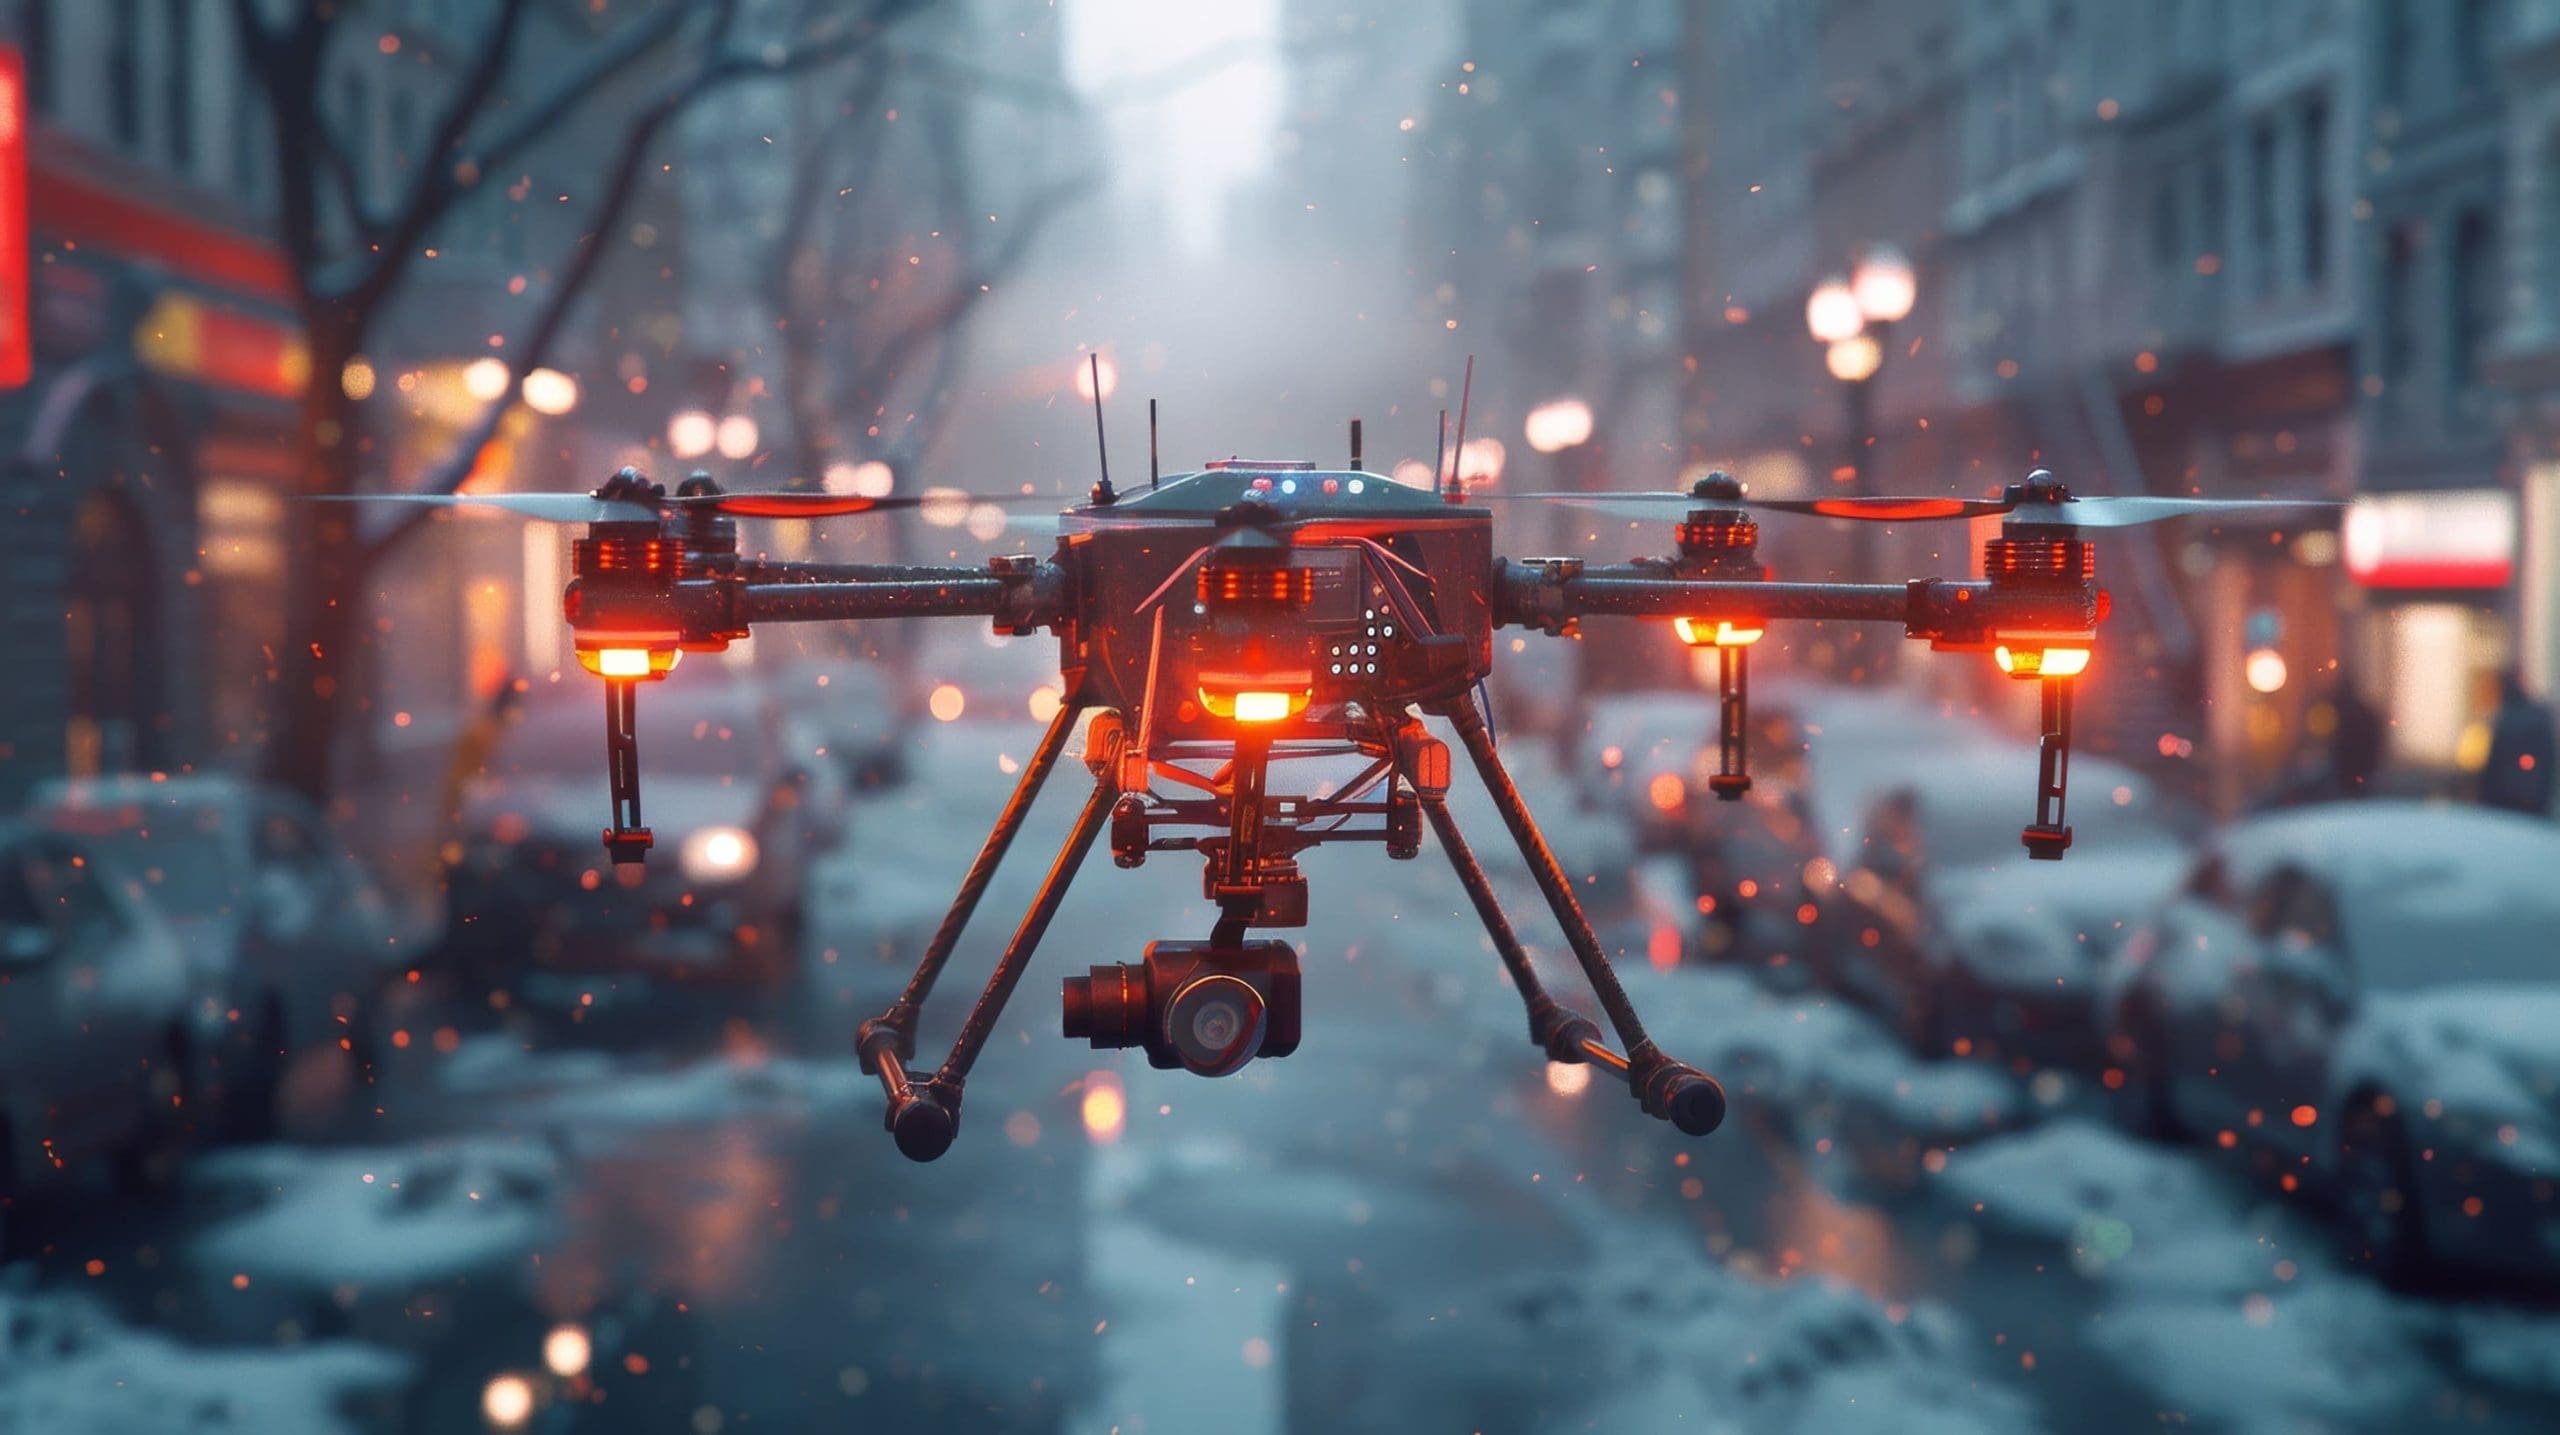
[311,492,659,523]
[2008,496,2342,530]
[1498,490,2010,522]
[666,490,1065,519]
[1751,495,2016,522]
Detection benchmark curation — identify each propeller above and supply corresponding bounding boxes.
[1509,491,2014,523]
[315,483,1063,525]
[1503,469,2338,530]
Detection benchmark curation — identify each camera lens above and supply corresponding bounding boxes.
[1063,963,1146,1048]
[1162,973,1266,1077]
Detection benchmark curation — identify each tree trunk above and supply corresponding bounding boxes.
[263,304,365,806]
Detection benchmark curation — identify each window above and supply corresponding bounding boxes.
[233,79,266,204]
[2250,118,2280,295]
[23,0,51,116]
[165,0,194,171]
[2457,0,2496,94]
[2381,223,2420,391]
[2151,180,2182,273]
[2453,208,2499,392]
[2378,0,2411,108]
[2201,157,2225,259]
[2303,97,2331,284]
[108,0,142,147]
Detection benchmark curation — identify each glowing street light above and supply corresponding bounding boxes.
[850,460,895,498]
[714,413,760,460]
[668,409,716,459]
[463,356,512,403]
[1523,397,1594,454]
[1825,334,1884,384]
[1072,353,1119,401]
[1851,244,1918,324]
[520,367,579,416]
[1805,277,1864,344]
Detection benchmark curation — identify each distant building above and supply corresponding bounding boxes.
[0,0,418,798]
[1656,0,2552,812]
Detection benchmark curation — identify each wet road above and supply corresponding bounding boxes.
[11,716,2560,1433]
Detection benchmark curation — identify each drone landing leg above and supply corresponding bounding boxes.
[1416,787,1601,1065]
[883,731,1123,1163]
[1431,692,1726,1136]
[857,699,1087,1083]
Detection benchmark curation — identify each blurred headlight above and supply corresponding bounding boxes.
[680,826,759,883]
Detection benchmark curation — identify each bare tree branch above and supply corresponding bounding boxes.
[337,0,537,309]
[772,65,897,489]
[313,119,374,238]
[363,0,929,559]
[838,174,1096,413]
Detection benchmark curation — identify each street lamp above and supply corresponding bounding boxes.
[1805,277,1863,344]
[1805,245,1919,584]
[668,408,716,459]
[1851,245,1916,325]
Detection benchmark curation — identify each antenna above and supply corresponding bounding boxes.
[1434,409,1449,495]
[1350,417,1363,474]
[1149,398,1161,490]
[1445,354,1474,505]
[1089,353,1116,504]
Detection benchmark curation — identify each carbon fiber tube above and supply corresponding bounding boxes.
[740,577,1011,622]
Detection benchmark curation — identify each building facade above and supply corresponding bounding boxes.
[1661,0,2537,811]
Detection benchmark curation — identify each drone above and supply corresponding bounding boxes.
[344,372,2331,1162]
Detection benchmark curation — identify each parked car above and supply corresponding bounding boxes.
[439,668,847,1013]
[1674,777,1843,986]
[769,653,911,790]
[2099,802,2560,1288]
[29,773,412,1135]
[1568,689,1721,852]
[1825,746,2197,1065]
[0,821,206,1251]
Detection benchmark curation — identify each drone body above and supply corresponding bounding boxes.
[346,402,2333,1162]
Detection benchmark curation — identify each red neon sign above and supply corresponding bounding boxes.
[0,47,30,389]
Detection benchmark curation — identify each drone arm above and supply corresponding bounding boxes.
[736,558,991,585]
[741,576,1011,623]
[857,696,1090,1079]
[1493,560,2095,642]
[1428,688,1726,1136]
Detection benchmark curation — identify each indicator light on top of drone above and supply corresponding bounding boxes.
[1992,643,2092,679]
[577,645,681,680]
[1672,617,1764,648]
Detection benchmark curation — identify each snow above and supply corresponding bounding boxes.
[2213,802,2560,990]
[185,1141,559,1296]
[0,1289,408,1435]
[1527,1250,2044,1435]
[526,1051,867,1132]
[1934,1120,2560,1427]
[2334,985,2560,1163]
[1615,966,2021,1160]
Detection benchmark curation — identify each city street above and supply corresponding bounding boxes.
[11,707,2560,1433]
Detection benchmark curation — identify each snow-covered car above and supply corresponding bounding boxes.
[28,773,413,1135]
[2098,802,2560,1288]
[438,670,846,1011]
[1567,689,1720,852]
[768,652,911,790]
[1675,779,1841,984]
[1828,746,2196,1065]
[0,821,204,1251]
